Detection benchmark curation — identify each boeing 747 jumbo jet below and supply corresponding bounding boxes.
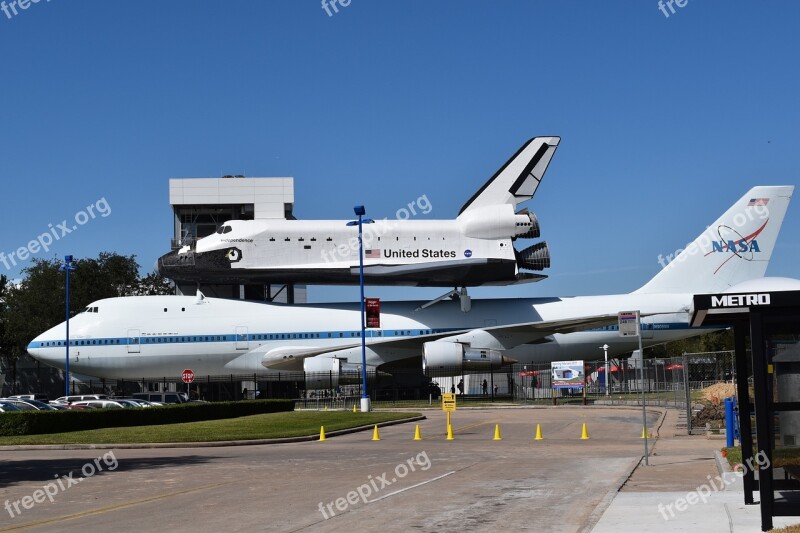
[28,186,793,381]
[157,137,559,287]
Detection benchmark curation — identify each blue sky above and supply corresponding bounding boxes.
[1,1,797,302]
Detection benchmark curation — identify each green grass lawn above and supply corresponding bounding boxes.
[0,411,420,446]
[722,445,800,469]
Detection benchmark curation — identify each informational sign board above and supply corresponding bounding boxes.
[551,360,584,389]
[618,310,640,337]
[366,298,381,328]
[442,392,457,412]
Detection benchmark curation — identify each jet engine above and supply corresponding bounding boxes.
[422,341,510,373]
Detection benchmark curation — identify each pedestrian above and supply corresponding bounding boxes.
[493,383,498,395]
[450,383,456,394]
[457,378,464,395]
[482,379,488,395]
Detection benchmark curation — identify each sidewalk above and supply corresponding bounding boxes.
[590,408,799,532]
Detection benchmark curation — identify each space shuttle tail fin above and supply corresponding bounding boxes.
[458,136,560,215]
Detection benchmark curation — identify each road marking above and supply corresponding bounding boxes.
[0,480,235,532]
[367,471,456,503]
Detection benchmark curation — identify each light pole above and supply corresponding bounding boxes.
[59,255,75,396]
[600,344,609,396]
[347,206,374,412]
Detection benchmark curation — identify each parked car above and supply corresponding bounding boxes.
[0,398,58,411]
[132,392,188,405]
[7,394,49,402]
[0,401,22,412]
[70,400,128,409]
[51,394,108,405]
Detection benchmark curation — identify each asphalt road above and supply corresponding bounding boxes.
[0,406,661,532]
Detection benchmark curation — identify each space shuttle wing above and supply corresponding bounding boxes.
[260,312,618,370]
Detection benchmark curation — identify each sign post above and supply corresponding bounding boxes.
[182,368,195,401]
[619,311,648,465]
[442,392,456,431]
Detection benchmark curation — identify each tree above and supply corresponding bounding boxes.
[0,273,8,359]
[126,271,174,296]
[646,328,734,359]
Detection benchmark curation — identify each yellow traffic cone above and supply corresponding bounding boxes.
[446,424,454,440]
[535,423,544,441]
[319,426,326,441]
[640,426,648,439]
[372,425,381,441]
[413,424,422,441]
[493,424,502,441]
[580,423,590,440]
[353,404,357,413]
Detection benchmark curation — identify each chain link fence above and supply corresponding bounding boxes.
[4,351,736,435]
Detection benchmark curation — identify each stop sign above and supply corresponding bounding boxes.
[182,369,195,384]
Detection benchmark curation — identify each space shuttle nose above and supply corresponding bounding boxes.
[157,249,194,279]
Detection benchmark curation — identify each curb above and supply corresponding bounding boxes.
[579,456,643,533]
[0,415,426,451]
[714,449,743,491]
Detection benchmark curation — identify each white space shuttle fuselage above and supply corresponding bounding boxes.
[157,137,559,287]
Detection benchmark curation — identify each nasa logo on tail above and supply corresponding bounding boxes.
[705,219,768,274]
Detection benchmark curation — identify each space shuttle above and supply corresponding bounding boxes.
[157,137,560,287]
[28,186,794,382]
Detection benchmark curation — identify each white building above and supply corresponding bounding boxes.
[168,176,306,303]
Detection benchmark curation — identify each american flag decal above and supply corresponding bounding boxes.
[365,249,381,258]
[748,198,769,206]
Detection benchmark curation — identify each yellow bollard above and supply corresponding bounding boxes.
[640,426,648,439]
[324,405,328,411]
[580,423,590,440]
[413,424,422,441]
[493,423,502,441]
[535,423,544,441]
[446,424,454,440]
[353,404,357,413]
[372,425,381,441]
[319,426,326,441]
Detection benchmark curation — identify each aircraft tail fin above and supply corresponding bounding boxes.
[634,185,794,294]
[458,136,560,215]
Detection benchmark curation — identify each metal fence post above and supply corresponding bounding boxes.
[683,351,692,435]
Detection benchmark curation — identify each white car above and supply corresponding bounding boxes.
[50,394,109,406]
[70,400,128,409]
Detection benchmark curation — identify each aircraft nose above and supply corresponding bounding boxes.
[26,324,66,366]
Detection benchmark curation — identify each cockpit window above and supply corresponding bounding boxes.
[216,225,233,234]
[83,307,99,313]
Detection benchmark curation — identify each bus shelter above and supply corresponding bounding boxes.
[691,288,800,531]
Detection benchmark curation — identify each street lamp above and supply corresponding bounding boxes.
[346,206,374,412]
[59,255,75,396]
[600,344,609,396]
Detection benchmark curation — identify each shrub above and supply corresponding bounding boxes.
[0,400,294,436]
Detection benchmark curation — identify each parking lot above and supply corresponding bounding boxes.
[0,407,660,532]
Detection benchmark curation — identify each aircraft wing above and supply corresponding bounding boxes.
[260,313,619,370]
